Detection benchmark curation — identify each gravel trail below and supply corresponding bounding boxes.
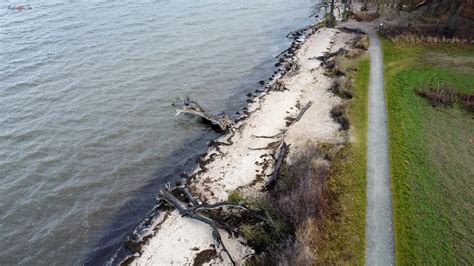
[365,33,396,266]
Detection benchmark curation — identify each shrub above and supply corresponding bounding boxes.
[243,143,341,264]
[227,190,244,203]
[458,93,474,113]
[329,77,353,99]
[415,82,457,107]
[346,48,365,58]
[415,82,473,113]
[353,35,369,50]
[330,104,350,130]
[324,56,346,77]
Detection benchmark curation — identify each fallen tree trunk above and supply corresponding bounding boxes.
[158,189,237,264]
[314,48,348,62]
[265,142,290,189]
[157,186,270,265]
[294,101,313,123]
[174,96,233,132]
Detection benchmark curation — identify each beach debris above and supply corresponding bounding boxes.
[313,47,348,62]
[7,4,32,11]
[265,142,290,189]
[338,26,366,35]
[157,185,269,265]
[271,80,287,91]
[248,140,282,151]
[251,129,286,139]
[173,96,233,132]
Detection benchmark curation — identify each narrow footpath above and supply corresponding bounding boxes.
[365,33,395,265]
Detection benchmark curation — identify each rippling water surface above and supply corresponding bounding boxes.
[0,0,318,264]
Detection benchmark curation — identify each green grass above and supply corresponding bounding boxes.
[322,55,370,265]
[382,39,474,264]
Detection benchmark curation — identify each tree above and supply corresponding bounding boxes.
[326,0,337,27]
[444,0,463,37]
[362,0,369,11]
[392,0,402,10]
[342,0,353,21]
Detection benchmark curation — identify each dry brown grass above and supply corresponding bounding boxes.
[458,93,474,113]
[346,48,365,58]
[415,83,457,107]
[379,24,474,44]
[390,34,473,44]
[415,82,474,113]
[244,143,342,264]
[274,146,334,226]
[353,35,370,50]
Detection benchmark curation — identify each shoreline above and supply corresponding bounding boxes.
[123,22,363,264]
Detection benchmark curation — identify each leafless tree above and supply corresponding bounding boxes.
[444,0,463,36]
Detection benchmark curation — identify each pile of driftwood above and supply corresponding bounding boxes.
[173,96,233,132]
[156,184,270,265]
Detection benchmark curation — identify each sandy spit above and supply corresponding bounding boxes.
[130,27,357,265]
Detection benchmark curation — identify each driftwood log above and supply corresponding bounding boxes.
[314,47,348,62]
[173,96,233,132]
[265,142,290,189]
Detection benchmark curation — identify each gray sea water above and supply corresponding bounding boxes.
[0,0,319,264]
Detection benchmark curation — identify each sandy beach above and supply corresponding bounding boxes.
[129,25,359,265]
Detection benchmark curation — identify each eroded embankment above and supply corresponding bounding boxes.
[125,26,366,265]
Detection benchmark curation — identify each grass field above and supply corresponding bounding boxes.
[321,55,370,264]
[382,39,474,264]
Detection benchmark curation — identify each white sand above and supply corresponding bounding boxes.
[131,211,251,265]
[131,27,357,265]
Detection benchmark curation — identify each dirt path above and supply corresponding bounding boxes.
[365,33,395,265]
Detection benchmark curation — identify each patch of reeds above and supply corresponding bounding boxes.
[379,25,473,44]
[415,83,457,107]
[458,93,474,113]
[242,143,341,264]
[415,82,474,113]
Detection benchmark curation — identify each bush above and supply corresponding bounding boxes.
[330,104,350,130]
[324,56,346,77]
[227,190,244,203]
[329,77,353,99]
[353,35,369,50]
[415,82,473,113]
[243,143,341,264]
[415,82,457,107]
[458,93,474,113]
